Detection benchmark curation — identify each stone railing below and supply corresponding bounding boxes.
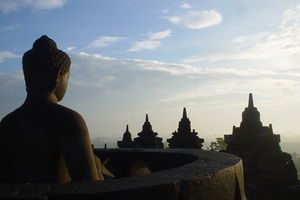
[0,149,246,200]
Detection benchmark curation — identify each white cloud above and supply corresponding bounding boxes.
[89,36,125,48]
[0,0,68,13]
[180,2,192,9]
[68,52,300,93]
[70,51,197,77]
[0,51,20,63]
[161,9,169,14]
[230,32,270,44]
[30,0,68,9]
[165,16,181,25]
[279,4,300,28]
[128,40,161,52]
[149,29,172,40]
[65,46,76,51]
[69,51,300,88]
[164,10,223,29]
[0,23,18,32]
[129,29,171,52]
[183,4,300,68]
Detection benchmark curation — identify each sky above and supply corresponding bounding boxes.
[1,0,300,148]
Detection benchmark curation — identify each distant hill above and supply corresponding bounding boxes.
[276,142,300,179]
[91,137,118,148]
[90,137,300,153]
[281,142,300,154]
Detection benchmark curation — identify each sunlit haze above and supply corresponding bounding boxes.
[1,0,300,150]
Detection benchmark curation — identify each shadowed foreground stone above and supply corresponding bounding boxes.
[0,149,246,200]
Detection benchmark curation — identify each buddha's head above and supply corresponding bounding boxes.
[22,35,71,101]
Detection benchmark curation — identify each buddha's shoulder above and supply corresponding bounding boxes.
[0,104,86,130]
[0,107,23,126]
[48,104,88,136]
[49,104,86,124]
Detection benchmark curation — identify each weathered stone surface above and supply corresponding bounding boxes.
[0,149,246,200]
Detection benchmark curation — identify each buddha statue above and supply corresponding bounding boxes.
[0,35,103,183]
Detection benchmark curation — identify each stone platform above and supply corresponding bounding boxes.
[0,149,246,200]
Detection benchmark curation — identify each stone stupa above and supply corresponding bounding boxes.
[167,108,204,149]
[224,93,297,190]
[133,114,163,148]
[117,125,135,148]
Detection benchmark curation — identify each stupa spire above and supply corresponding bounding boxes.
[183,107,187,119]
[241,93,262,127]
[117,124,134,148]
[145,114,149,122]
[248,93,254,108]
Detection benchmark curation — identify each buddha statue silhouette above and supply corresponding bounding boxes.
[0,35,104,183]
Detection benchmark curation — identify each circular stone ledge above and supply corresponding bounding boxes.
[0,149,246,200]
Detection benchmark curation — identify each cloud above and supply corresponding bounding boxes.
[180,2,192,9]
[164,10,223,29]
[149,29,172,40]
[89,36,125,48]
[280,4,300,28]
[2,51,299,113]
[70,51,195,79]
[128,40,161,52]
[230,32,270,45]
[0,51,20,63]
[183,4,300,67]
[1,51,300,141]
[0,23,18,32]
[29,0,68,9]
[129,29,172,52]
[0,72,25,116]
[64,52,290,109]
[65,46,76,51]
[0,0,69,13]
[161,9,169,14]
[68,51,300,91]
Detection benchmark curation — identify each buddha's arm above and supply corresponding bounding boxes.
[0,119,11,182]
[58,112,100,181]
[0,116,17,182]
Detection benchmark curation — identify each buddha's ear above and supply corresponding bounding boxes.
[51,70,61,91]
[55,73,60,83]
